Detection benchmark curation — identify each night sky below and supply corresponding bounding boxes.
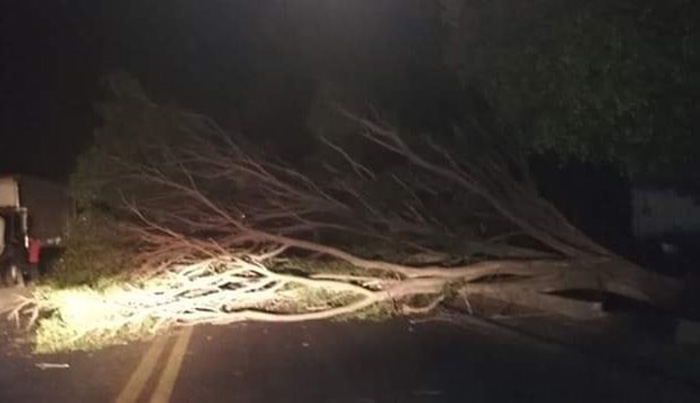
[2,1,94,179]
[1,1,258,180]
[1,1,448,181]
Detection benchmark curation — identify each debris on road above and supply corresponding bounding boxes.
[35,362,70,370]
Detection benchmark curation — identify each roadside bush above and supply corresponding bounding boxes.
[48,211,136,289]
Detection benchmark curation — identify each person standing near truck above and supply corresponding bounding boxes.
[26,236,41,283]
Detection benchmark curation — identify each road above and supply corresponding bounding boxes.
[2,310,700,403]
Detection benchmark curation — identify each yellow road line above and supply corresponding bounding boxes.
[115,335,170,403]
[149,326,194,403]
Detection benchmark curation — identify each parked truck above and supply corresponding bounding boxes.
[0,175,73,287]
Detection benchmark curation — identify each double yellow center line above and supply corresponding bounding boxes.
[115,326,194,403]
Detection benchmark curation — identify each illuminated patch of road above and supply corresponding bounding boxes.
[115,326,194,403]
[149,327,194,403]
[115,336,169,403]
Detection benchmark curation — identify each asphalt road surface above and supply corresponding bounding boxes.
[2,313,700,403]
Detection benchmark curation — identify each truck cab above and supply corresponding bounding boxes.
[0,206,30,286]
[0,176,73,287]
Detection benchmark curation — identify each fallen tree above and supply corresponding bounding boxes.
[9,75,682,352]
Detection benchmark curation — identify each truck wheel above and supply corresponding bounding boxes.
[3,264,24,288]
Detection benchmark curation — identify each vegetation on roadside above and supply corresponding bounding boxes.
[28,211,150,353]
[31,269,398,353]
[46,211,135,289]
[30,233,400,353]
[15,0,698,355]
[32,286,160,354]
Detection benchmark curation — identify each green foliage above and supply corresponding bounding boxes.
[333,301,397,322]
[47,212,135,289]
[466,0,699,185]
[72,72,195,207]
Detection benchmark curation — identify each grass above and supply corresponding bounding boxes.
[244,282,397,322]
[35,312,159,354]
[30,285,161,354]
[27,213,150,353]
[32,282,396,353]
[334,301,398,322]
[29,217,407,353]
[46,212,135,289]
[270,259,399,321]
[31,258,399,354]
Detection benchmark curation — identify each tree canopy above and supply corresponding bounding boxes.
[446,0,699,190]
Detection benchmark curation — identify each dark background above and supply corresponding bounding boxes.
[1,1,453,180]
[1,1,281,180]
[2,0,696,262]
